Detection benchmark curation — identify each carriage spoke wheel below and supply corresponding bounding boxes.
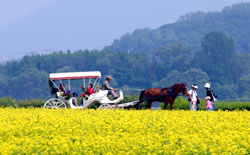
[44,98,67,109]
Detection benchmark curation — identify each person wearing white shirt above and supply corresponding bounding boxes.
[188,84,199,111]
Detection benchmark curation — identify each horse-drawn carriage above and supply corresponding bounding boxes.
[44,71,138,109]
[44,71,189,110]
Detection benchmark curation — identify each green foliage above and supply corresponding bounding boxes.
[213,83,238,99]
[238,74,250,97]
[0,51,153,99]
[0,97,17,107]
[162,97,190,110]
[88,101,101,109]
[18,99,45,108]
[121,94,139,103]
[161,97,250,111]
[131,95,250,111]
[196,31,235,84]
[215,101,250,111]
[0,39,249,100]
[0,96,250,111]
[153,68,209,92]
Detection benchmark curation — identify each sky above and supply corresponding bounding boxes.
[0,0,250,61]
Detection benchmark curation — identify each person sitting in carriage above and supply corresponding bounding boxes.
[72,92,78,106]
[49,80,59,97]
[80,83,95,105]
[59,83,66,95]
[101,76,118,99]
[58,83,72,100]
[81,83,95,98]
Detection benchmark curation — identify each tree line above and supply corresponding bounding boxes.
[0,31,250,100]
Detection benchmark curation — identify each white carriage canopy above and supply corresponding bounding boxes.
[50,71,101,80]
[49,71,101,92]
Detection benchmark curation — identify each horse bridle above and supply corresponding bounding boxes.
[159,84,187,99]
[182,86,187,94]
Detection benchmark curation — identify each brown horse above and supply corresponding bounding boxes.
[134,83,188,110]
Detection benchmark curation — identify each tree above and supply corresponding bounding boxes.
[195,31,236,84]
[238,74,250,98]
[153,68,210,97]
[152,44,191,80]
[213,83,238,99]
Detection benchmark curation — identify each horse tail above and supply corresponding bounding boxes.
[139,90,145,102]
[134,90,145,109]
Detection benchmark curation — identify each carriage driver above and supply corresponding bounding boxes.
[101,76,118,99]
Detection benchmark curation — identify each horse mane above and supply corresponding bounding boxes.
[170,83,183,89]
[170,83,186,95]
[161,83,184,92]
[161,87,170,91]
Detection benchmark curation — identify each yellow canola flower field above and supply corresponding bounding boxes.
[0,108,250,154]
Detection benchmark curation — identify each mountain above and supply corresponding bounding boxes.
[0,0,192,61]
[104,3,250,53]
[1,0,249,62]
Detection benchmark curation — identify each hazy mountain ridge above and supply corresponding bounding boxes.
[105,3,250,53]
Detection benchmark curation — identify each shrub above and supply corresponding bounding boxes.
[0,95,250,110]
[0,97,17,107]
[18,99,45,108]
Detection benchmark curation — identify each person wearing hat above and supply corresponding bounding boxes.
[204,83,217,111]
[188,84,200,111]
[101,76,118,99]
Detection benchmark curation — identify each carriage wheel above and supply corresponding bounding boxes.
[44,98,67,109]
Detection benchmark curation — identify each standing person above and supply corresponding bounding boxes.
[188,84,200,111]
[101,76,118,99]
[205,96,212,111]
[204,83,217,111]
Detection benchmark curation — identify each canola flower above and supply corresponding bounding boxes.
[0,108,249,154]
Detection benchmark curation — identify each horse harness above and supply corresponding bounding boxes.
[143,87,177,101]
[161,87,177,98]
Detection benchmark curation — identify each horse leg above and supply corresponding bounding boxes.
[134,100,144,109]
[134,102,140,109]
[163,102,168,110]
[170,103,174,110]
[134,90,145,109]
[146,101,153,109]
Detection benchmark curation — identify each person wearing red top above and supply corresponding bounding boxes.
[80,83,95,106]
[81,83,95,97]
